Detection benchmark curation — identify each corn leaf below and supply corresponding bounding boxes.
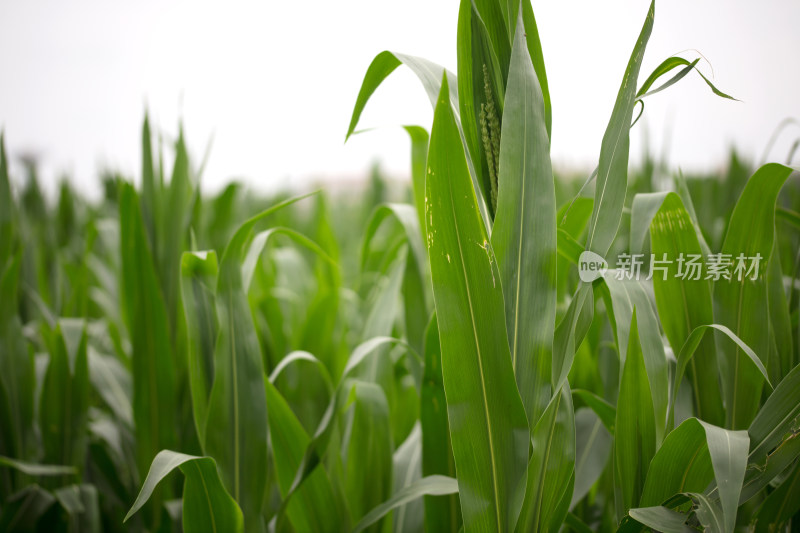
[614,309,656,516]
[421,314,461,533]
[426,74,530,531]
[713,162,794,428]
[124,450,243,533]
[492,8,557,426]
[585,1,654,257]
[351,475,459,533]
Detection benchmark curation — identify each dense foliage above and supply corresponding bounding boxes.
[1,1,799,531]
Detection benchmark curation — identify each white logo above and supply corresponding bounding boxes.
[578,251,607,283]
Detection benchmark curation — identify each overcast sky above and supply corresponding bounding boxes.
[1,0,798,196]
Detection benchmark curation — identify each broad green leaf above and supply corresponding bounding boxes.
[392,424,423,533]
[516,383,575,532]
[125,450,244,533]
[426,74,530,532]
[572,389,616,434]
[265,378,343,533]
[602,274,668,441]
[640,420,712,509]
[585,1,654,257]
[753,461,800,531]
[632,192,723,426]
[87,348,133,427]
[351,475,459,533]
[179,250,219,444]
[0,255,35,478]
[553,282,594,390]
[520,1,551,138]
[624,506,694,533]
[713,163,794,428]
[614,309,656,516]
[421,314,461,533]
[669,324,769,431]
[342,381,394,532]
[766,240,793,381]
[273,337,420,530]
[739,431,800,504]
[747,361,800,464]
[157,128,193,330]
[492,9,557,426]
[700,422,748,533]
[119,183,176,486]
[40,320,90,483]
[360,203,429,354]
[346,51,458,141]
[0,457,76,477]
[571,407,612,508]
[402,125,430,243]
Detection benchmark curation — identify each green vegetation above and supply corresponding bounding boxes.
[1,1,799,531]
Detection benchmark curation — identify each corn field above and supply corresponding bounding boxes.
[1,1,800,532]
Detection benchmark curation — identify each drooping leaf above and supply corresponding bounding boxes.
[125,450,243,533]
[351,475,459,533]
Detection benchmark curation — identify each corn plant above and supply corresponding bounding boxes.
[0,0,799,532]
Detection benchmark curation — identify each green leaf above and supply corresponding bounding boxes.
[180,250,219,445]
[747,361,800,465]
[492,8,557,426]
[265,378,343,533]
[87,348,133,427]
[572,389,616,434]
[119,183,176,484]
[125,450,244,533]
[403,125,430,243]
[342,381,394,531]
[516,383,575,532]
[346,51,458,141]
[426,74,530,531]
[602,275,668,442]
[625,506,694,533]
[640,419,713,508]
[632,191,724,427]
[351,475,459,533]
[40,320,90,481]
[669,324,770,431]
[361,203,429,354]
[0,457,77,477]
[614,309,656,516]
[585,1,654,257]
[421,314,461,533]
[0,255,35,472]
[753,462,800,531]
[713,163,794,428]
[571,408,611,508]
[0,484,56,532]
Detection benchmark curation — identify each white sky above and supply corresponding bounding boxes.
[1,0,798,196]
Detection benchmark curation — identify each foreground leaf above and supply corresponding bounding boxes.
[125,450,243,533]
[426,74,530,531]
